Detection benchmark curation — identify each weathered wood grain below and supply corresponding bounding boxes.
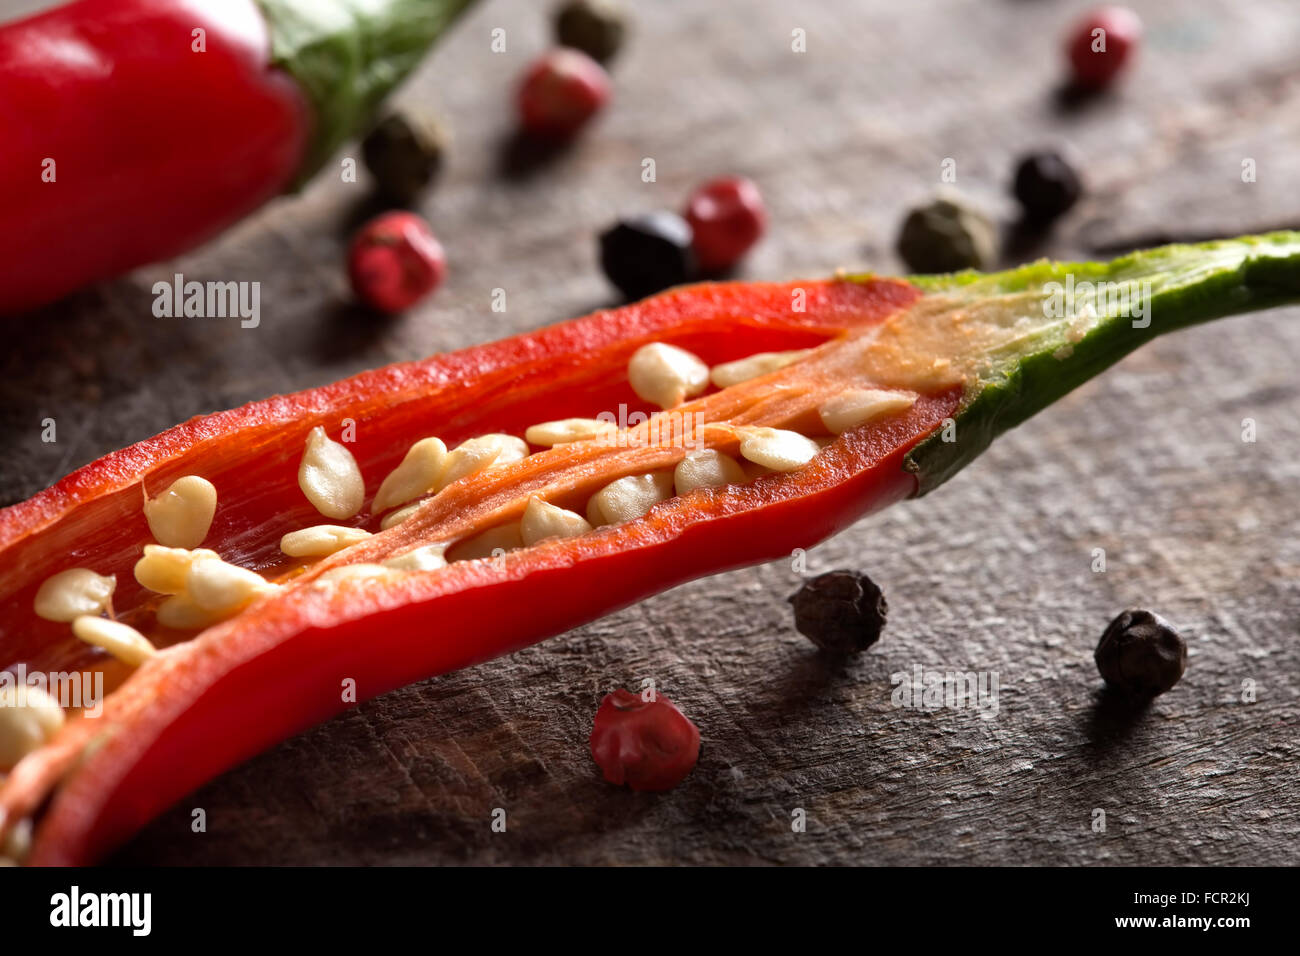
[0,0,1296,865]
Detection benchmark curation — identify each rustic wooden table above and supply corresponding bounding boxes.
[1,0,1297,865]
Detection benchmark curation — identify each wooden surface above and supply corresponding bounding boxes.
[2,0,1298,865]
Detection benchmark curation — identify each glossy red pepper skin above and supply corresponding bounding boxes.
[0,276,954,864]
[0,0,309,314]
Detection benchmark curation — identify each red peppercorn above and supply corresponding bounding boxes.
[347,211,446,314]
[1066,6,1141,90]
[683,176,766,272]
[517,48,611,139]
[589,688,701,791]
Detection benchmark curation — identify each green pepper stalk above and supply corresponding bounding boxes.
[894,232,1300,492]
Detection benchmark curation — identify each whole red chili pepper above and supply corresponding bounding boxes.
[0,234,1297,865]
[0,0,475,315]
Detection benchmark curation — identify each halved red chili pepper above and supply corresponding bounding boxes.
[1,234,1297,865]
[0,0,475,315]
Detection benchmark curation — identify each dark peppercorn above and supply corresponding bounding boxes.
[788,570,888,654]
[599,212,695,300]
[556,0,626,63]
[1013,151,1083,223]
[362,112,447,205]
[896,194,997,274]
[1094,608,1187,697]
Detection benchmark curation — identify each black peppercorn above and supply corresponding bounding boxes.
[1094,608,1187,697]
[788,570,888,654]
[1013,151,1083,223]
[362,112,448,205]
[556,0,626,63]
[896,194,997,274]
[599,212,695,300]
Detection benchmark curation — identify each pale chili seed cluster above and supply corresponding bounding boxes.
[364,342,917,565]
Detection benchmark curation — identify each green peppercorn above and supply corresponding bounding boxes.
[1094,608,1187,698]
[788,570,888,654]
[555,0,626,63]
[896,194,998,274]
[361,112,448,205]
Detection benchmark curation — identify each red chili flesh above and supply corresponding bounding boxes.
[0,0,309,314]
[590,689,701,791]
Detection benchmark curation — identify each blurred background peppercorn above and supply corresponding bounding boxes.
[599,211,695,300]
[684,176,767,272]
[1066,5,1142,90]
[517,47,612,139]
[347,211,447,314]
[896,194,997,273]
[1013,150,1083,224]
[555,0,627,64]
[361,112,448,206]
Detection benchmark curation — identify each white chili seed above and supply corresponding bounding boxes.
[1,818,32,864]
[673,448,747,495]
[134,545,219,595]
[0,685,65,772]
[71,616,157,668]
[382,545,449,572]
[156,594,222,630]
[186,555,277,614]
[587,471,675,526]
[709,349,813,388]
[523,418,618,447]
[299,426,365,519]
[372,437,448,513]
[520,496,592,546]
[142,475,217,548]
[585,494,604,528]
[280,525,373,558]
[450,522,525,561]
[818,388,917,434]
[436,434,529,491]
[627,343,709,409]
[33,569,116,623]
[734,426,822,472]
[380,501,422,530]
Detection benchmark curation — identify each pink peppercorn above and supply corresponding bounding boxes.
[348,211,446,313]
